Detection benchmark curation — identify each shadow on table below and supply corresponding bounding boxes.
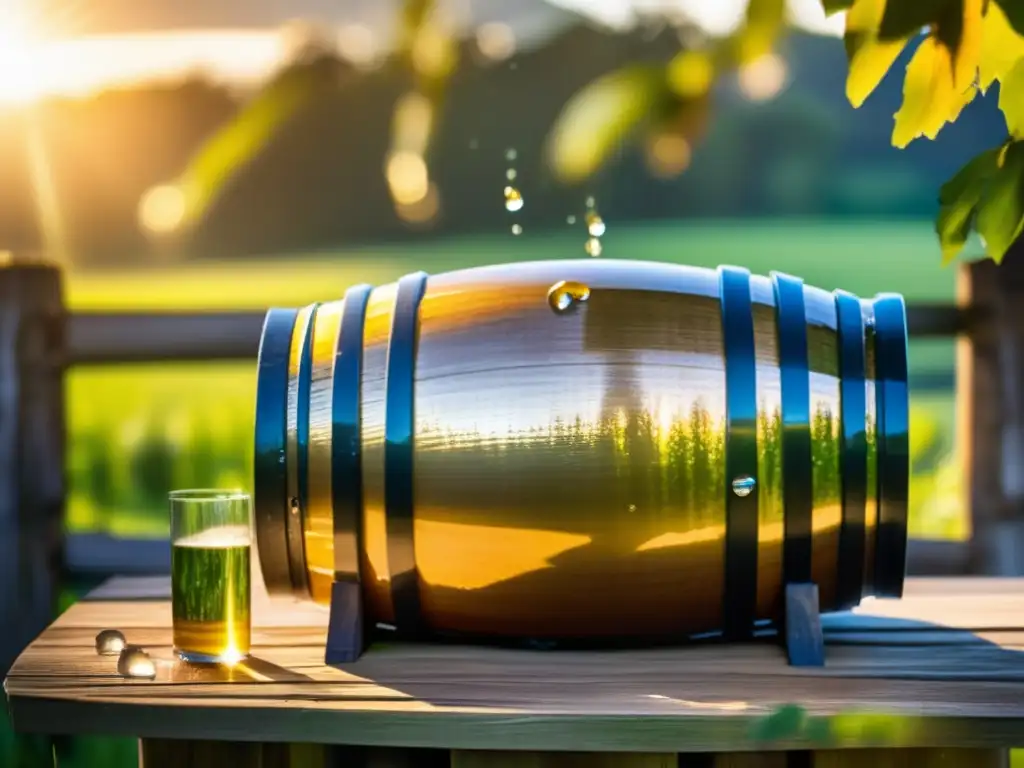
[327,610,1024,751]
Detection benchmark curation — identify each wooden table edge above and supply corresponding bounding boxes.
[7,690,1024,753]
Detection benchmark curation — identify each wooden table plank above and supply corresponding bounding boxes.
[6,577,1024,753]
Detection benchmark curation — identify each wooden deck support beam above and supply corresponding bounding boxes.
[0,262,65,676]
[960,252,1024,576]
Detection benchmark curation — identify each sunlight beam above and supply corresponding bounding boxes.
[22,110,71,264]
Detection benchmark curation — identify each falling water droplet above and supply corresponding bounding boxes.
[505,148,517,161]
[585,195,596,209]
[586,212,606,237]
[511,223,523,235]
[96,629,127,656]
[118,647,156,679]
[547,280,591,314]
[566,215,576,225]
[731,475,757,498]
[504,186,524,212]
[628,504,637,513]
[585,237,603,257]
[506,168,517,181]
[469,138,479,150]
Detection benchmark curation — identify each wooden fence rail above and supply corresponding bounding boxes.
[63,303,980,364]
[1,257,1022,673]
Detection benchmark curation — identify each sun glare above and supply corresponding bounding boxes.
[0,4,42,104]
[0,22,288,105]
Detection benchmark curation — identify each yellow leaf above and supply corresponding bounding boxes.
[667,50,714,98]
[939,56,981,136]
[892,37,960,147]
[1000,58,1024,137]
[947,0,984,91]
[994,0,1024,36]
[845,0,914,107]
[546,66,666,184]
[719,0,786,67]
[980,1,1024,90]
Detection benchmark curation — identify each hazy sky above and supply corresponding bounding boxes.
[0,0,844,103]
[548,0,843,36]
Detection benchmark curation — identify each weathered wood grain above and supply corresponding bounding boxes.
[6,578,1024,753]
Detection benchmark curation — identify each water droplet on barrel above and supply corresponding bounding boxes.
[547,281,590,314]
[95,629,126,656]
[731,475,756,497]
[118,647,156,679]
[290,497,300,515]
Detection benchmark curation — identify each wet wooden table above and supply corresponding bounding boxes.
[5,576,1024,767]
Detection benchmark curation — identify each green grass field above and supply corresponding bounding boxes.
[67,219,964,308]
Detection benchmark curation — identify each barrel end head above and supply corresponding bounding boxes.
[253,307,300,597]
[870,293,910,599]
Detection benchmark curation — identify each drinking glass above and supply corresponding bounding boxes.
[169,489,252,664]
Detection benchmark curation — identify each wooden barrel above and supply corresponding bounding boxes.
[253,259,908,643]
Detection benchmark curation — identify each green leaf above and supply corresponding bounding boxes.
[975,140,1024,262]
[747,0,787,27]
[845,0,914,107]
[546,66,668,184]
[175,58,338,228]
[994,0,1024,35]
[822,0,855,14]
[939,146,1001,204]
[979,1,1024,91]
[1000,58,1024,136]
[879,0,953,40]
[935,146,1001,263]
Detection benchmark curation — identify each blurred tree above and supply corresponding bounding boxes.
[834,0,1024,265]
[129,418,176,509]
[159,0,1024,264]
[548,0,1024,265]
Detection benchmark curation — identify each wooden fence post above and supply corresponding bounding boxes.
[0,262,65,674]
[960,249,1024,575]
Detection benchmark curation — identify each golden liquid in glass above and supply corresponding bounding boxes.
[171,526,251,663]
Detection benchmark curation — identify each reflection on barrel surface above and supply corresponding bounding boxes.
[254,259,908,643]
